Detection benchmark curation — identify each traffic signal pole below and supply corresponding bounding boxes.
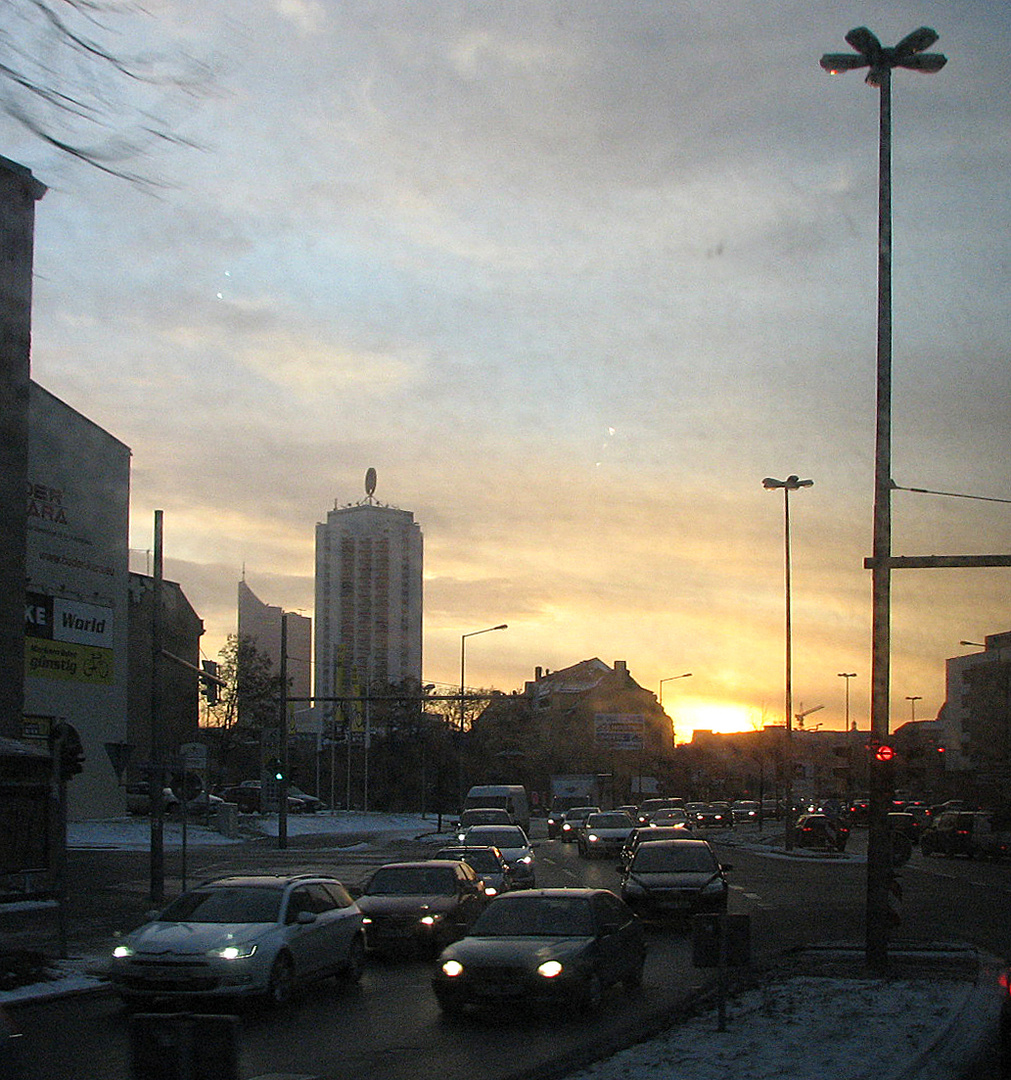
[278,613,288,850]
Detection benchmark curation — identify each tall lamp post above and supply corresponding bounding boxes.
[838,672,857,731]
[459,624,508,803]
[820,26,946,971]
[905,695,922,722]
[763,475,813,850]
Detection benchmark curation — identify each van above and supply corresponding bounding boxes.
[463,785,530,833]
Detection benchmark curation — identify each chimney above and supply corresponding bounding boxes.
[535,666,543,680]
[614,660,627,673]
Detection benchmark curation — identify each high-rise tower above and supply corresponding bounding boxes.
[314,472,423,707]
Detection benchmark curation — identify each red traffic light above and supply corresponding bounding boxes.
[875,744,895,762]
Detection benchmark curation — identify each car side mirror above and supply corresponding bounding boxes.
[296,910,317,925]
[721,863,733,872]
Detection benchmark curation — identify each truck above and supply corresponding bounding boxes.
[463,784,530,833]
[546,775,601,838]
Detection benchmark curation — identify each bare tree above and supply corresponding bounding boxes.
[2,0,212,185]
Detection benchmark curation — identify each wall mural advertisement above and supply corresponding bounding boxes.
[24,591,114,685]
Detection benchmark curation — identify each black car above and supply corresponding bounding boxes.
[558,806,599,842]
[619,838,730,920]
[1000,966,1011,1067]
[794,813,849,852]
[357,861,488,956]
[434,846,514,897]
[432,888,646,1015]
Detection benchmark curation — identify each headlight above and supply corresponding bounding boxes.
[537,960,563,979]
[361,916,373,925]
[519,854,533,865]
[442,960,464,977]
[484,886,498,897]
[562,823,572,831]
[420,914,443,926]
[587,833,599,843]
[212,943,257,960]
[112,945,134,959]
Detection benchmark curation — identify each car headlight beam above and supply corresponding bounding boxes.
[537,960,563,979]
[442,959,464,977]
[213,943,257,960]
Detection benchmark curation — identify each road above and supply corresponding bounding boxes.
[9,821,1011,1080]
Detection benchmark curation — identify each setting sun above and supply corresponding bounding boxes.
[671,699,772,745]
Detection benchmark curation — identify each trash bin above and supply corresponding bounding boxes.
[214,801,239,838]
[129,1012,238,1080]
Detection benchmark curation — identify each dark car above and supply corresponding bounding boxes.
[357,861,488,956]
[693,804,733,828]
[432,888,646,1015]
[107,874,365,1007]
[434,846,514,897]
[1000,966,1011,1067]
[577,811,635,858]
[559,806,599,842]
[619,838,730,920]
[919,811,1007,859]
[618,825,694,870]
[794,813,849,851]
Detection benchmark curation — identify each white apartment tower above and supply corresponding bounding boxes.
[314,477,423,704]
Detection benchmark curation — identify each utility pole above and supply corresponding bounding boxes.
[149,511,165,903]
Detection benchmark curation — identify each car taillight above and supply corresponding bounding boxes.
[999,971,1011,997]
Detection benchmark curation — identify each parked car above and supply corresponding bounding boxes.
[559,806,599,842]
[794,813,849,852]
[434,845,514,896]
[287,786,326,813]
[432,888,646,1015]
[619,838,730,920]
[461,824,536,888]
[107,874,365,1007]
[357,860,488,956]
[125,783,180,816]
[455,807,513,841]
[577,811,635,858]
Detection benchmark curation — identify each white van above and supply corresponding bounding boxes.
[463,785,530,832]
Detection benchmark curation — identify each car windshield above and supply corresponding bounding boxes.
[472,896,595,937]
[588,813,632,828]
[631,845,717,873]
[158,886,283,923]
[469,828,525,848]
[367,866,457,896]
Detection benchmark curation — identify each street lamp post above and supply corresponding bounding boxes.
[458,624,508,804]
[838,672,857,732]
[820,26,946,971]
[658,673,693,710]
[763,475,813,850]
[905,695,922,722]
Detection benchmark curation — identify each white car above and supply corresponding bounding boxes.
[577,811,635,858]
[461,824,536,888]
[108,874,365,1006]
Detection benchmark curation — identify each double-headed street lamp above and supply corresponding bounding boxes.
[838,672,857,731]
[905,695,922,722]
[820,26,946,971]
[458,624,508,802]
[763,476,813,851]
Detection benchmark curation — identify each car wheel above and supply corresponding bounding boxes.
[343,935,366,985]
[578,973,603,1014]
[266,953,295,1007]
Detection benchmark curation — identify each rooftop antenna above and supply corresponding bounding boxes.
[365,467,377,504]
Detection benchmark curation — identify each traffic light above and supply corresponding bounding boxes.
[200,660,220,705]
[267,757,285,782]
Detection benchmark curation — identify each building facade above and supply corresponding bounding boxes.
[314,490,423,715]
[24,383,131,819]
[237,578,312,725]
[127,572,204,783]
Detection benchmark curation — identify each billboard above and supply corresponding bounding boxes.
[594,713,645,751]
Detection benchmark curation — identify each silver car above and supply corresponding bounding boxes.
[462,825,536,888]
[108,874,365,1007]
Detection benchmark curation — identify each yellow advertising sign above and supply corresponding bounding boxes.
[25,638,114,685]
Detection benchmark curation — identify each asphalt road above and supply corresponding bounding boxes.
[8,822,1011,1080]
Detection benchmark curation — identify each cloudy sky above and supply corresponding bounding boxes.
[7,0,1009,741]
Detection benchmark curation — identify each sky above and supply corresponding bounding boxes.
[5,0,1009,743]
